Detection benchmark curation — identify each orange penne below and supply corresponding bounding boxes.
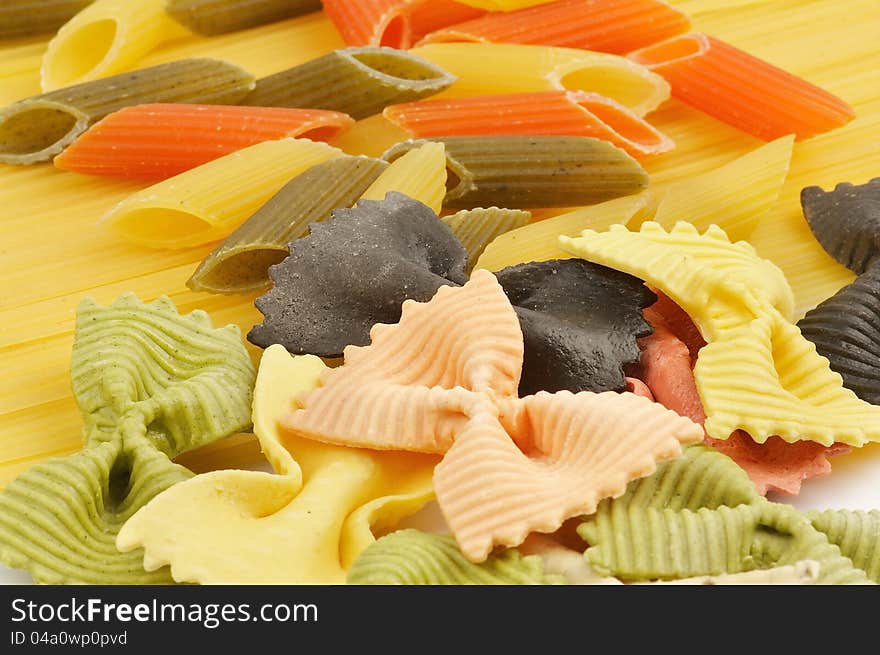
[54,104,354,181]
[419,0,689,54]
[322,0,484,49]
[383,90,673,158]
[628,33,855,141]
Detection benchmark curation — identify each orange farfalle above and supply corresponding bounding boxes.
[322,0,485,48]
[418,0,690,54]
[435,390,702,561]
[383,90,673,158]
[628,33,855,141]
[54,104,354,181]
[637,293,850,496]
[283,269,703,561]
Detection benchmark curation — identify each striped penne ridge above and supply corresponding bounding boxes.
[629,33,855,140]
[0,0,94,38]
[347,529,560,584]
[362,140,447,212]
[188,155,388,294]
[384,90,673,158]
[55,104,355,180]
[383,136,649,209]
[323,0,484,48]
[100,137,342,249]
[165,0,322,36]
[243,46,456,119]
[0,58,255,164]
[435,390,703,561]
[441,207,530,271]
[419,0,690,55]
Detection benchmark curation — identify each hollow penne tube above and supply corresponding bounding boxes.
[100,138,343,249]
[442,207,531,270]
[40,0,188,91]
[382,136,649,209]
[243,46,456,120]
[166,0,322,36]
[383,90,673,158]
[0,58,255,165]
[474,192,654,271]
[409,42,669,116]
[361,140,447,212]
[188,156,388,294]
[54,104,354,180]
[651,135,794,241]
[628,33,855,141]
[322,0,484,48]
[419,0,690,55]
[0,0,94,39]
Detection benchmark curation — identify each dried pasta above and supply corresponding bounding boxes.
[0,58,255,165]
[243,46,456,120]
[0,0,94,39]
[441,207,530,271]
[188,155,387,294]
[117,345,438,584]
[54,104,354,180]
[0,294,255,584]
[100,137,342,249]
[361,140,447,212]
[419,0,690,55]
[166,0,322,36]
[383,90,674,158]
[409,42,670,117]
[628,33,855,141]
[323,0,484,48]
[40,0,187,91]
[382,136,649,209]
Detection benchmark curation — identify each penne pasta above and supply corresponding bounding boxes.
[323,0,484,48]
[40,0,188,91]
[409,42,669,116]
[100,138,342,249]
[0,58,255,165]
[442,207,531,270]
[383,90,673,158]
[651,135,794,241]
[361,140,447,213]
[453,0,556,9]
[166,0,322,36]
[474,192,654,271]
[0,0,94,39]
[188,155,388,294]
[243,46,456,120]
[54,104,354,180]
[628,33,855,141]
[419,0,690,55]
[382,136,649,209]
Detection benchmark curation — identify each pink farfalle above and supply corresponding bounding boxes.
[637,293,849,496]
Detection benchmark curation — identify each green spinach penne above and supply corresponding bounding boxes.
[166,0,322,35]
[382,136,650,209]
[243,47,456,120]
[0,57,255,164]
[0,0,94,39]
[188,155,388,294]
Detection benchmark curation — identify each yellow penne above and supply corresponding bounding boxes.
[651,135,794,241]
[358,140,447,213]
[100,138,342,249]
[409,42,670,116]
[475,191,655,272]
[40,0,188,91]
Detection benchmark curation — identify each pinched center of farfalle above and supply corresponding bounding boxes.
[283,268,703,562]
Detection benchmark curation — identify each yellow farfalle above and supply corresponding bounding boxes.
[116,345,437,584]
[561,221,880,447]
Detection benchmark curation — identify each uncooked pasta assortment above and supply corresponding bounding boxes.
[1,0,879,586]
